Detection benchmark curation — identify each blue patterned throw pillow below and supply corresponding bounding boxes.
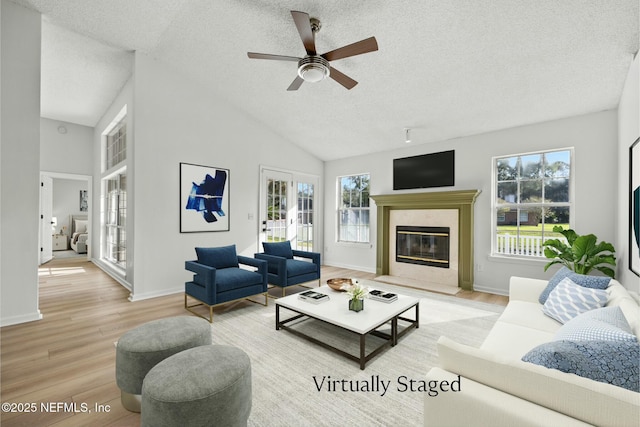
[539,267,611,304]
[539,267,573,304]
[522,340,640,392]
[554,306,637,342]
[542,278,608,324]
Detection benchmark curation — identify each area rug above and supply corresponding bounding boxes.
[208,283,504,427]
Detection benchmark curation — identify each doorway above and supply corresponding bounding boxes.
[39,171,92,264]
[259,167,319,252]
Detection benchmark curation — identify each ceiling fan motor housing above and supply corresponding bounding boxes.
[297,55,330,83]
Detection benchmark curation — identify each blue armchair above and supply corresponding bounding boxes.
[254,241,321,297]
[185,244,268,322]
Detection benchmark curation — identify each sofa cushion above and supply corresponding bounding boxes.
[539,267,611,304]
[480,320,556,359]
[542,278,608,324]
[606,282,640,339]
[436,336,640,426]
[554,306,637,342]
[196,245,239,269]
[522,340,640,392]
[262,241,294,259]
[495,300,562,334]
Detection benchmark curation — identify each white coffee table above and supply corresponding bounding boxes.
[275,284,419,369]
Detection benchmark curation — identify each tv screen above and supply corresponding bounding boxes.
[393,150,455,190]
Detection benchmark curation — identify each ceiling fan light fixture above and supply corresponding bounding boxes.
[297,56,330,83]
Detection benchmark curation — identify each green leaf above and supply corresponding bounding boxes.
[541,227,616,279]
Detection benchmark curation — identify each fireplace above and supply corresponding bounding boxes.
[370,190,480,291]
[396,226,450,268]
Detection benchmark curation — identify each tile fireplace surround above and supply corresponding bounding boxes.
[370,190,481,291]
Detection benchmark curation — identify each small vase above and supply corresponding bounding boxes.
[349,298,364,312]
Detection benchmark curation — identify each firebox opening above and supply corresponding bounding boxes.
[396,226,450,268]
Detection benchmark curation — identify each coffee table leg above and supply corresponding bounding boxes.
[391,317,398,346]
[360,334,366,370]
[276,305,280,330]
[416,303,420,329]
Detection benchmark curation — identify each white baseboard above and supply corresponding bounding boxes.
[0,311,42,327]
[92,258,132,291]
[129,287,183,302]
[323,261,376,274]
[473,283,509,296]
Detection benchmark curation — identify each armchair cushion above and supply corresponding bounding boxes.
[215,268,265,293]
[262,241,293,259]
[286,259,318,277]
[196,245,239,269]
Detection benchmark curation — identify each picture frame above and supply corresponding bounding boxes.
[180,162,230,233]
[630,137,640,277]
[79,190,88,212]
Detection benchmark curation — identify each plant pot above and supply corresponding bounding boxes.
[349,298,364,312]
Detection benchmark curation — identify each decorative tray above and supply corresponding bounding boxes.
[326,278,353,291]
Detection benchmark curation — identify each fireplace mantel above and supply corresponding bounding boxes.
[370,190,481,291]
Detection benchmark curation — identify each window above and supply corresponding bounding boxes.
[493,149,572,257]
[337,174,370,243]
[105,120,126,170]
[103,172,127,269]
[101,112,128,273]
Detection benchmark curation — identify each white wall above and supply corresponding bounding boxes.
[93,53,324,300]
[40,118,94,175]
[617,53,640,293]
[0,0,42,326]
[324,110,619,295]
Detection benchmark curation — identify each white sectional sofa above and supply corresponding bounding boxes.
[424,276,640,427]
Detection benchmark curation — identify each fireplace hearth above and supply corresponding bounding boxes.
[396,226,450,268]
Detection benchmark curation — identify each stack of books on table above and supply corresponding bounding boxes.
[298,290,330,304]
[369,290,398,303]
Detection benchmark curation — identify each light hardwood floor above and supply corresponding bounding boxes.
[1,257,507,426]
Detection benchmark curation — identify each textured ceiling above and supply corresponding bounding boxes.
[13,0,639,161]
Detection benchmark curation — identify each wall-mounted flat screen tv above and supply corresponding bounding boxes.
[393,150,455,190]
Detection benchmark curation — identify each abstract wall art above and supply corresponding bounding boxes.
[180,162,230,232]
[79,190,88,212]
[630,137,640,276]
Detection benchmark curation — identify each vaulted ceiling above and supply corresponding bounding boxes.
[12,0,639,161]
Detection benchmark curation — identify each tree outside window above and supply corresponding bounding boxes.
[494,149,572,257]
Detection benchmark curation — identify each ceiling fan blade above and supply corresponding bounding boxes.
[287,76,304,91]
[322,36,378,62]
[291,11,316,55]
[329,67,358,90]
[247,52,300,62]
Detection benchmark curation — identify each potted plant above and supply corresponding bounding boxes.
[341,279,369,312]
[542,226,616,278]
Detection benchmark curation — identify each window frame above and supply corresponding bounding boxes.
[336,173,371,244]
[491,147,574,259]
[100,107,128,276]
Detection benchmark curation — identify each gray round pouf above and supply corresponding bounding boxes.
[115,316,211,412]
[141,345,252,427]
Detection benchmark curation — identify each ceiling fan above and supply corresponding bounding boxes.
[247,11,378,91]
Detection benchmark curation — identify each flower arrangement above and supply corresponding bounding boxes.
[341,279,368,312]
[340,279,369,299]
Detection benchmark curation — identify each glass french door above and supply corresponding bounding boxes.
[260,168,317,252]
